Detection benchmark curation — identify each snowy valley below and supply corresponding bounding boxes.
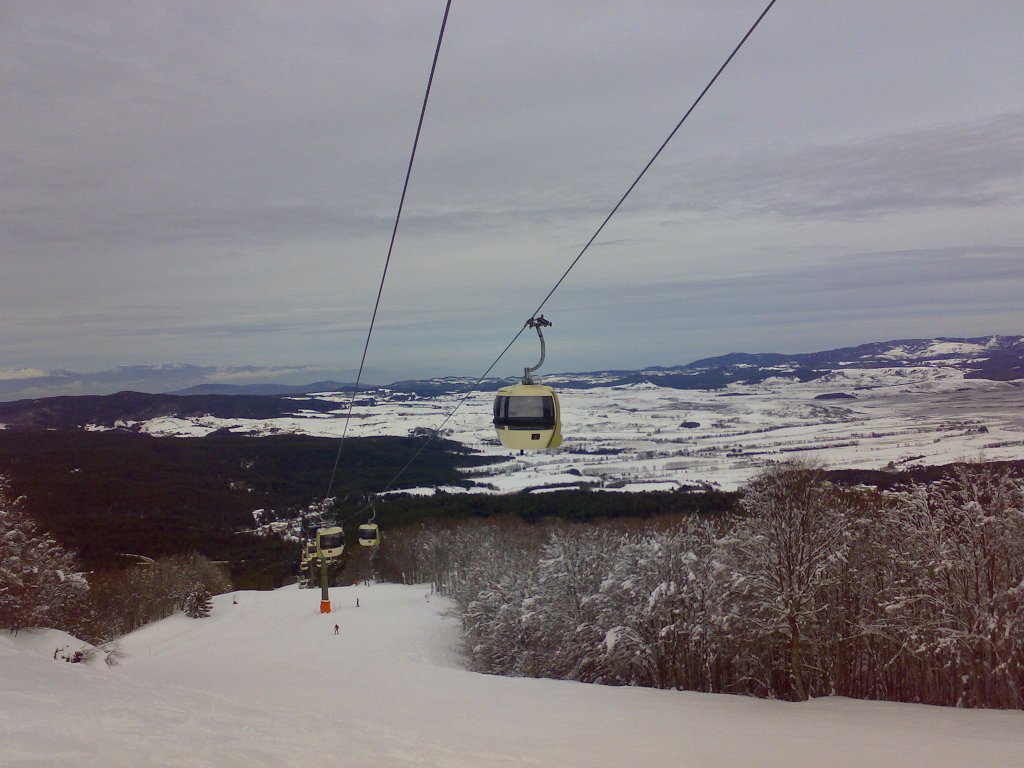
[106,337,1024,494]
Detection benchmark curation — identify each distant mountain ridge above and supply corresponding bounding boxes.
[546,335,1024,389]
[679,335,1024,374]
[0,364,400,402]
[1,336,1021,429]
[171,380,355,397]
[0,391,342,431]
[166,335,1024,394]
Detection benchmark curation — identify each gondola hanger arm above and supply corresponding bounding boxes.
[523,315,552,384]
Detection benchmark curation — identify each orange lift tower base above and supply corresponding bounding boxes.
[319,559,332,613]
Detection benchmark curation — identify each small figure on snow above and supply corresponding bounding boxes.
[356,598,360,608]
[333,624,339,635]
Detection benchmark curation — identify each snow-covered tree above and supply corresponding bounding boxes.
[812,486,896,701]
[880,465,1024,707]
[374,465,1024,710]
[462,569,537,675]
[520,529,618,680]
[84,552,230,640]
[0,477,89,634]
[724,463,852,700]
[182,582,212,618]
[597,521,730,691]
[445,520,546,676]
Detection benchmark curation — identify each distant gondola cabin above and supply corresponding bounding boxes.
[358,523,381,547]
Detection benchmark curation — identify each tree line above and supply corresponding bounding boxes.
[0,429,487,584]
[376,463,1024,709]
[5,458,1022,707]
[1,476,231,643]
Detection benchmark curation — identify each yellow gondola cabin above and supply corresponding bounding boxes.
[493,383,562,450]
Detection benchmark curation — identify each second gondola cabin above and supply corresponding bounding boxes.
[315,526,345,560]
[358,523,380,547]
[493,383,562,450]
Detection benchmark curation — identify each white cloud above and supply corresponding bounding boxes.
[203,367,330,384]
[0,368,49,381]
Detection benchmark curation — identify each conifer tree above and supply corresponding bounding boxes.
[0,477,89,633]
[182,582,212,618]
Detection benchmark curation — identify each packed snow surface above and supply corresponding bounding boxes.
[3,584,1022,767]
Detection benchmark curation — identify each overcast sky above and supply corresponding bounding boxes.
[3,1,1023,381]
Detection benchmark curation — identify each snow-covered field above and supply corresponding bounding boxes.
[3,583,1022,767]
[123,365,1024,492]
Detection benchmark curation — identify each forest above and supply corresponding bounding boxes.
[0,473,232,644]
[375,463,1024,710]
[0,429,492,585]
[4,424,1006,581]
[0,428,750,586]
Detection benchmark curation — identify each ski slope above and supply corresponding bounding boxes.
[3,583,1022,767]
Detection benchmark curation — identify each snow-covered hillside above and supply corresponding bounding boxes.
[3,584,1022,767]
[124,368,1024,492]
[4,336,1023,493]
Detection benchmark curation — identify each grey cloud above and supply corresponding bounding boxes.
[640,113,1024,220]
[2,2,1022,379]
[590,246,1024,356]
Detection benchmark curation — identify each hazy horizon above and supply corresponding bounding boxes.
[2,330,1021,401]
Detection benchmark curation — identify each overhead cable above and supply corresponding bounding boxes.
[325,0,453,499]
[366,0,778,502]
